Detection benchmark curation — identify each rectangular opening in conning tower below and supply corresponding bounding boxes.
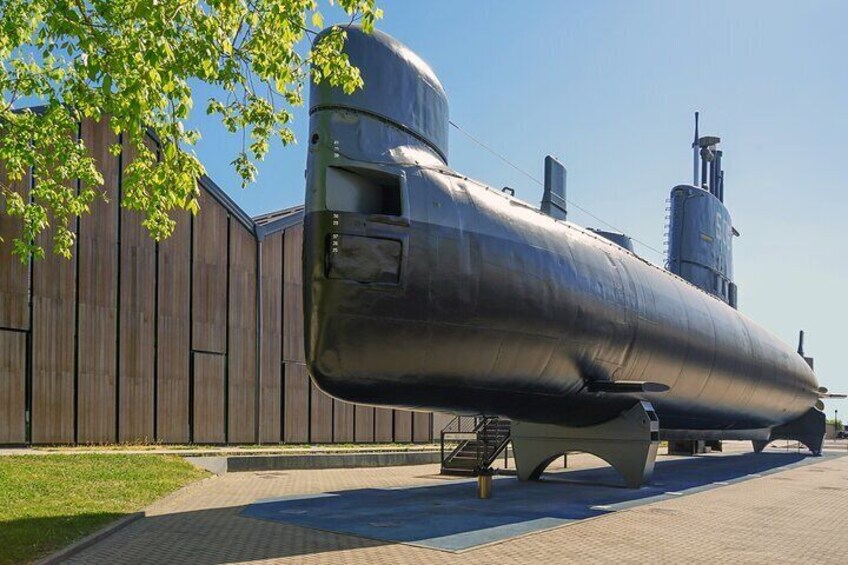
[325,166,402,216]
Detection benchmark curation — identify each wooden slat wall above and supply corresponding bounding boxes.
[431,412,454,440]
[282,225,310,444]
[333,400,355,443]
[192,190,228,353]
[259,233,283,443]
[0,165,30,445]
[77,119,119,443]
[157,208,191,443]
[31,217,76,444]
[413,412,431,442]
[283,225,304,363]
[375,408,394,442]
[1,119,438,446]
[228,223,257,443]
[310,383,333,443]
[0,167,30,330]
[118,140,156,442]
[354,406,375,442]
[0,331,26,443]
[394,410,413,442]
[193,352,226,443]
[284,362,309,443]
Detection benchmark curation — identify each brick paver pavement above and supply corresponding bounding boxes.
[65,443,848,564]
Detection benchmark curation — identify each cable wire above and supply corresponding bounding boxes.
[448,119,666,259]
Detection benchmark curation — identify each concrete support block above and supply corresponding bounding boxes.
[511,401,659,489]
[753,407,826,455]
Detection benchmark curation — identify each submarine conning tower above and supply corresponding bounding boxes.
[309,26,449,168]
[666,113,738,308]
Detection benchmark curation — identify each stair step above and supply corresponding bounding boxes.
[442,461,478,467]
[440,468,477,476]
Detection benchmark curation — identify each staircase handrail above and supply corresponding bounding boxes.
[441,416,512,474]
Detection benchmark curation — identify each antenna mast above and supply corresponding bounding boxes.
[692,112,699,186]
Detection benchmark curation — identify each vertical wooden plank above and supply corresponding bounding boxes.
[431,412,454,440]
[333,400,355,443]
[310,382,333,443]
[0,166,30,330]
[0,163,30,445]
[0,331,26,443]
[394,410,412,442]
[31,210,76,444]
[413,412,431,443]
[118,139,156,442]
[228,223,257,443]
[193,352,225,443]
[282,225,304,363]
[192,190,227,353]
[283,362,308,443]
[77,118,119,443]
[157,207,190,443]
[259,233,282,443]
[374,408,394,442]
[354,406,375,443]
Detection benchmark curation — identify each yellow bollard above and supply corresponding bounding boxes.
[477,473,492,499]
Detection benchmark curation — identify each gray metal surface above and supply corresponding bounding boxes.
[252,205,304,239]
[541,156,567,220]
[303,26,820,438]
[311,27,449,162]
[667,183,735,305]
[511,401,659,488]
[586,228,634,252]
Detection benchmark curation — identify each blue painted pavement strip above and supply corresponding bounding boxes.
[241,450,846,552]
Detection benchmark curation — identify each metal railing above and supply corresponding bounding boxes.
[440,416,511,475]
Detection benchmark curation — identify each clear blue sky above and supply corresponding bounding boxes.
[187,0,848,418]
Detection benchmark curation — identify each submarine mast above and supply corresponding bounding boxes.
[667,114,738,308]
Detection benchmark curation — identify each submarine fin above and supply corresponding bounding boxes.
[586,380,670,394]
[817,385,846,399]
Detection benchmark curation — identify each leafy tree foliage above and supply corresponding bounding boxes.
[0,0,381,260]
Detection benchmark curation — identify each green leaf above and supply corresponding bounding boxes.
[0,0,382,260]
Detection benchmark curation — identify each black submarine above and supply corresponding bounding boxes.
[302,27,827,487]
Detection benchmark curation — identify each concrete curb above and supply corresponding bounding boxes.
[188,450,442,474]
[35,512,144,565]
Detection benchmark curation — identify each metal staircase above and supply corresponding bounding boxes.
[440,416,512,476]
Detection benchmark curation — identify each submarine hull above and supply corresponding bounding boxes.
[302,26,818,435]
[304,169,817,431]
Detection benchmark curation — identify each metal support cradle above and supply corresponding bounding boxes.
[511,401,660,488]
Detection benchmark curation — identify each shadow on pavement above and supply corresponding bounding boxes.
[238,450,828,552]
[56,450,840,561]
[62,505,390,564]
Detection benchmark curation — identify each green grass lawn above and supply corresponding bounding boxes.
[0,454,208,565]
